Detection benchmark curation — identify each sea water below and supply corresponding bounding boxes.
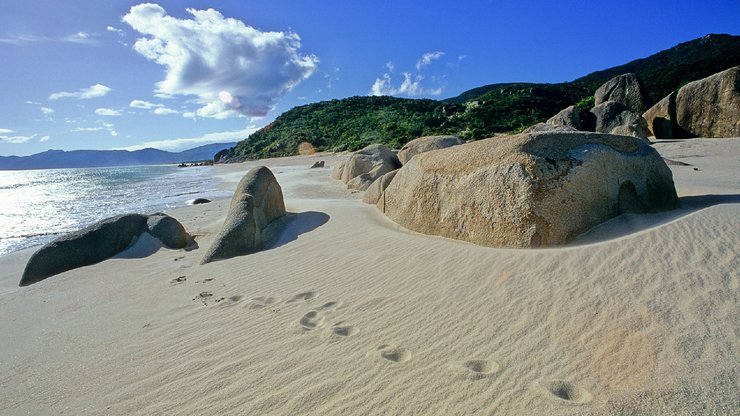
[0,165,231,256]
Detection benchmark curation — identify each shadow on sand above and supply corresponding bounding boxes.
[264,211,330,251]
[572,193,740,245]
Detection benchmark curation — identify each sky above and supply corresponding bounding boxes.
[0,1,738,156]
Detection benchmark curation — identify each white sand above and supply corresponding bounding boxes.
[0,140,738,415]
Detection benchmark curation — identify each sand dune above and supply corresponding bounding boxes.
[0,139,738,415]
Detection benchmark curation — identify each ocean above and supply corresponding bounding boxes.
[0,165,231,256]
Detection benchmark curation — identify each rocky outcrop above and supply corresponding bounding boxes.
[594,73,650,114]
[642,92,676,139]
[674,66,740,138]
[591,101,649,141]
[20,213,192,286]
[397,135,463,165]
[332,144,401,191]
[546,105,582,130]
[376,131,678,248]
[362,170,399,205]
[201,166,286,264]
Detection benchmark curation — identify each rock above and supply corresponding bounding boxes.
[594,73,650,114]
[546,105,582,130]
[188,198,211,205]
[332,144,401,191]
[146,213,191,249]
[591,101,649,141]
[20,214,149,286]
[642,92,676,139]
[201,166,286,264]
[674,66,740,138]
[310,161,325,168]
[362,170,399,205]
[397,135,463,165]
[377,131,678,248]
[523,123,579,134]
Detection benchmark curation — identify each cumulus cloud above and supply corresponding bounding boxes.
[0,133,35,143]
[153,107,178,115]
[118,127,257,151]
[129,99,161,109]
[49,84,111,100]
[40,107,55,114]
[0,128,14,134]
[416,51,445,70]
[39,135,50,142]
[122,4,318,119]
[107,26,125,36]
[95,108,121,116]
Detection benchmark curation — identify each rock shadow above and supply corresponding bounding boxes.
[573,193,740,245]
[263,211,330,251]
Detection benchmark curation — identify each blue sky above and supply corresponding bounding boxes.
[0,0,738,156]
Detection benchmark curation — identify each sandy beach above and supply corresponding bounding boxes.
[0,138,738,415]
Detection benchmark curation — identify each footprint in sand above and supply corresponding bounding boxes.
[299,310,325,330]
[461,359,499,380]
[288,291,318,302]
[249,296,281,309]
[195,278,214,284]
[216,295,244,306]
[377,345,412,363]
[170,276,187,285]
[331,324,358,337]
[317,301,343,313]
[193,291,213,306]
[538,379,593,404]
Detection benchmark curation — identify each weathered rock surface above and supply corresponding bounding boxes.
[332,144,401,191]
[674,66,740,138]
[642,92,676,139]
[594,73,650,114]
[591,101,649,140]
[397,135,463,165]
[362,170,399,205]
[523,123,578,134]
[147,213,191,249]
[201,166,286,264]
[546,105,582,130]
[310,161,325,168]
[21,213,192,286]
[377,131,678,248]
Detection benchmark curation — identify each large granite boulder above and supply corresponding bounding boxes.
[591,101,649,141]
[397,135,463,165]
[674,66,740,138]
[376,132,679,248]
[362,170,399,206]
[642,92,676,139]
[546,105,582,130]
[147,213,191,249]
[331,144,401,191]
[201,166,286,264]
[595,73,650,114]
[20,213,194,286]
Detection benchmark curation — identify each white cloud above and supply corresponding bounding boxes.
[0,134,35,143]
[122,4,318,119]
[386,61,395,72]
[49,84,112,100]
[95,108,121,116]
[107,26,125,36]
[153,107,178,115]
[72,127,105,132]
[25,101,41,105]
[0,128,14,134]
[119,127,257,151]
[72,121,117,136]
[61,32,98,44]
[0,32,98,45]
[370,72,441,97]
[40,107,55,114]
[416,51,445,70]
[129,99,161,109]
[182,111,196,118]
[39,135,50,142]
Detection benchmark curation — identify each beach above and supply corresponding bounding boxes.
[0,138,738,415]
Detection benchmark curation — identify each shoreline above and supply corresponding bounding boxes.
[0,140,738,415]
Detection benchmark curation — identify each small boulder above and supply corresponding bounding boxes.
[188,198,211,205]
[594,73,650,114]
[591,101,649,141]
[332,144,401,191]
[362,170,399,205]
[546,105,582,130]
[310,161,325,168]
[201,166,286,264]
[147,213,192,249]
[397,135,463,165]
[674,66,740,138]
[20,214,149,286]
[377,131,678,248]
[643,92,677,139]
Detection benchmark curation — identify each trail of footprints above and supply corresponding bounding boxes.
[172,275,592,404]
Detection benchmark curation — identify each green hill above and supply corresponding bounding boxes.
[221,34,740,161]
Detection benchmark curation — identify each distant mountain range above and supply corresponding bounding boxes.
[221,33,740,161]
[0,142,237,170]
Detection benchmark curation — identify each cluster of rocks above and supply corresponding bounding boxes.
[20,213,192,286]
